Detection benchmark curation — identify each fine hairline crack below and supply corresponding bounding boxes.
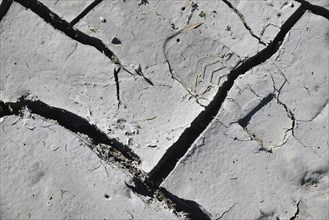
[216,202,237,219]
[222,0,266,46]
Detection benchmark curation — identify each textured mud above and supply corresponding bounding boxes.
[1,0,328,219]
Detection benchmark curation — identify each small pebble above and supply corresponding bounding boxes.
[100,17,106,23]
[111,37,122,45]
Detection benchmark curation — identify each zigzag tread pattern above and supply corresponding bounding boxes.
[166,35,240,95]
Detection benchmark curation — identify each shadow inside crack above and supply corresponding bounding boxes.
[0,96,140,163]
[125,177,154,198]
[0,0,13,22]
[126,177,211,219]
[160,188,212,220]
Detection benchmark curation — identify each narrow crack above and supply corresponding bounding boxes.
[134,65,155,86]
[162,22,207,107]
[289,200,301,220]
[0,0,12,22]
[166,60,207,108]
[149,5,305,186]
[275,94,296,136]
[64,42,77,61]
[14,0,133,74]
[268,72,296,148]
[0,96,140,163]
[294,0,329,19]
[297,101,329,122]
[114,67,122,108]
[70,0,103,26]
[186,1,199,25]
[222,0,266,46]
[292,128,324,160]
[216,202,237,219]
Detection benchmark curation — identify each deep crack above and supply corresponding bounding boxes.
[0,96,212,219]
[0,0,12,22]
[160,187,212,220]
[149,5,305,186]
[14,0,133,74]
[0,96,140,163]
[70,0,103,26]
[125,178,212,219]
[125,177,212,220]
[294,0,329,19]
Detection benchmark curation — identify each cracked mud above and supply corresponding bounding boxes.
[1,0,328,219]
